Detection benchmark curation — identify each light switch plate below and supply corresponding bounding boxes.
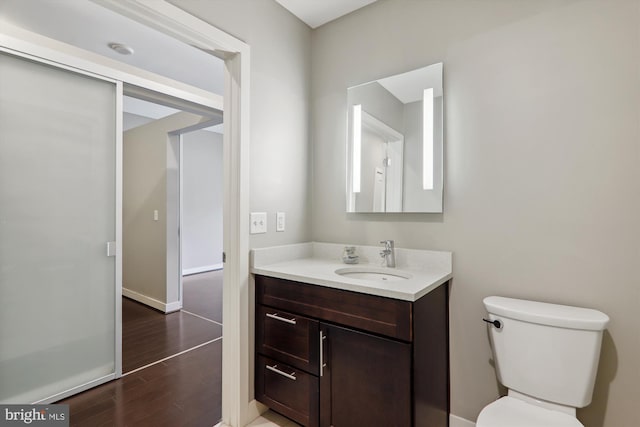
[276,212,285,232]
[250,212,267,234]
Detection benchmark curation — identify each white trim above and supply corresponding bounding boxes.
[115,80,123,379]
[450,414,476,427]
[123,287,182,313]
[92,0,247,55]
[179,132,185,310]
[183,263,224,276]
[224,49,255,426]
[165,301,182,313]
[95,6,251,425]
[166,132,182,312]
[33,374,116,405]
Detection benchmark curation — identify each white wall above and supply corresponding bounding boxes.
[168,0,312,248]
[182,130,224,275]
[311,1,640,426]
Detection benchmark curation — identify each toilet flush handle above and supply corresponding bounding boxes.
[482,318,502,329]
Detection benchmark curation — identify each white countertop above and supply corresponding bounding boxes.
[250,242,452,302]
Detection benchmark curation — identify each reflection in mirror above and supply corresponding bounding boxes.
[347,63,443,213]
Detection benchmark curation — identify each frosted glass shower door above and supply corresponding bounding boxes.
[0,52,119,403]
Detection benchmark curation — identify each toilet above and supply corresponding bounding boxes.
[477,296,609,427]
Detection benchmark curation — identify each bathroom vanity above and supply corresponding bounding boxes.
[251,243,452,427]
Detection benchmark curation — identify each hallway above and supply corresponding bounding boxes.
[61,270,223,426]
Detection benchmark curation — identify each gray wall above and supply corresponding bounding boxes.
[169,0,312,247]
[311,1,640,426]
[356,127,387,212]
[349,81,404,131]
[182,130,224,274]
[123,112,207,306]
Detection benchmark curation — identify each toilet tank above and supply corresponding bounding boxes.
[483,296,609,408]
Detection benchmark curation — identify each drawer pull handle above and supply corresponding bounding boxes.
[266,364,297,381]
[320,331,326,377]
[266,312,297,325]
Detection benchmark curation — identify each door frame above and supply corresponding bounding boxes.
[1,1,252,424]
[96,4,252,425]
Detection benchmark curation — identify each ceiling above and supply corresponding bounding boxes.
[0,0,225,95]
[274,0,378,28]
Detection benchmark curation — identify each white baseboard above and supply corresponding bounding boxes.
[122,287,182,313]
[451,413,476,427]
[165,300,182,313]
[182,263,223,276]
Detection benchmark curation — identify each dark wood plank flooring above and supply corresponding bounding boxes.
[60,273,223,426]
[183,270,223,324]
[123,297,222,373]
[60,340,222,427]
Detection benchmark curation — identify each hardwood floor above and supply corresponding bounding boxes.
[61,272,223,426]
[61,340,222,427]
[122,297,222,373]
[183,270,223,324]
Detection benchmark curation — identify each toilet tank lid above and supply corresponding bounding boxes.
[483,296,609,331]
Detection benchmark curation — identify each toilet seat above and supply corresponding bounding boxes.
[477,397,584,427]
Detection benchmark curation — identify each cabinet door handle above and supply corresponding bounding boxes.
[266,364,296,381]
[319,331,327,377]
[266,312,297,325]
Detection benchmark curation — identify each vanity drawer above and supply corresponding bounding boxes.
[256,275,412,341]
[256,355,319,427]
[257,305,319,374]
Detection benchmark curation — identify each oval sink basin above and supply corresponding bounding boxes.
[335,267,412,282]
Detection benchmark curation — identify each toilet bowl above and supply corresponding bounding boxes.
[479,296,609,427]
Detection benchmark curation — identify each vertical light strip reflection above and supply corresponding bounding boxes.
[352,104,362,193]
[423,88,434,190]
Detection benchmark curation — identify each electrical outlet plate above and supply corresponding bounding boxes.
[250,212,267,234]
[276,212,285,232]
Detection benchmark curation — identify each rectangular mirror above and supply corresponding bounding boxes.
[346,63,443,213]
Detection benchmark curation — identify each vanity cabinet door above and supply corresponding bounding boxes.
[319,323,411,427]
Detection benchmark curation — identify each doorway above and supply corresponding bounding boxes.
[181,125,224,326]
[121,95,224,378]
[0,1,251,423]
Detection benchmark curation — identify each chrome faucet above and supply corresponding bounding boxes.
[379,240,396,268]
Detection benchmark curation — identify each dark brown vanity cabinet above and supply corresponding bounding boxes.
[255,275,449,427]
